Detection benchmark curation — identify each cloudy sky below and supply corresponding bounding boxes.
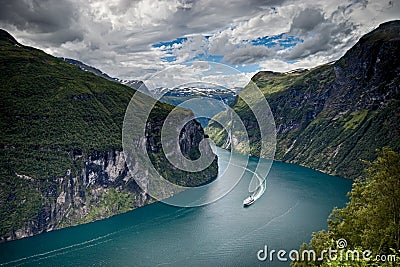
[0,0,399,86]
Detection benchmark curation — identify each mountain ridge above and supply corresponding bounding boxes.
[207,20,400,179]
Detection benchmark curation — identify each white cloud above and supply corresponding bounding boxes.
[0,0,398,81]
[259,56,334,73]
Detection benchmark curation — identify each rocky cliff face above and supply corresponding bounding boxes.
[7,150,139,241]
[3,118,211,242]
[0,30,218,242]
[207,20,400,179]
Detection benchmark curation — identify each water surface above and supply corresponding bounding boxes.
[0,148,352,266]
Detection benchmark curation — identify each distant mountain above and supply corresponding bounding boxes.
[155,85,238,104]
[118,78,145,90]
[61,57,151,94]
[0,29,217,241]
[207,20,400,179]
[153,85,239,127]
[61,57,116,81]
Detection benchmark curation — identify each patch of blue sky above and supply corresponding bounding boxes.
[251,33,284,47]
[152,35,211,50]
[192,54,224,62]
[250,34,303,48]
[161,55,178,62]
[152,37,187,49]
[279,36,303,48]
[153,34,301,71]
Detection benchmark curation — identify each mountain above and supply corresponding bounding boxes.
[118,79,147,91]
[0,29,218,242]
[61,57,151,95]
[154,84,239,106]
[60,58,239,124]
[61,57,116,82]
[154,85,239,127]
[61,58,240,128]
[207,20,400,179]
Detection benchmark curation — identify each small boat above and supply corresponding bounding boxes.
[243,196,255,207]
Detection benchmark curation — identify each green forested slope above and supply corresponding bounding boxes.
[0,29,217,241]
[207,20,400,179]
[291,148,400,266]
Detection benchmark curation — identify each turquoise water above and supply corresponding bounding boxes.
[0,148,352,266]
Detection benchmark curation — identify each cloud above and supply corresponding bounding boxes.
[290,8,326,34]
[140,61,253,93]
[0,0,82,44]
[282,4,362,61]
[221,44,277,65]
[259,56,334,73]
[0,0,76,32]
[286,19,339,60]
[0,0,398,81]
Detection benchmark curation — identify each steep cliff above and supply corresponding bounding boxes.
[207,20,400,178]
[0,29,218,242]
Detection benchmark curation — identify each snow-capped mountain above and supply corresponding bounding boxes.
[153,85,239,105]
